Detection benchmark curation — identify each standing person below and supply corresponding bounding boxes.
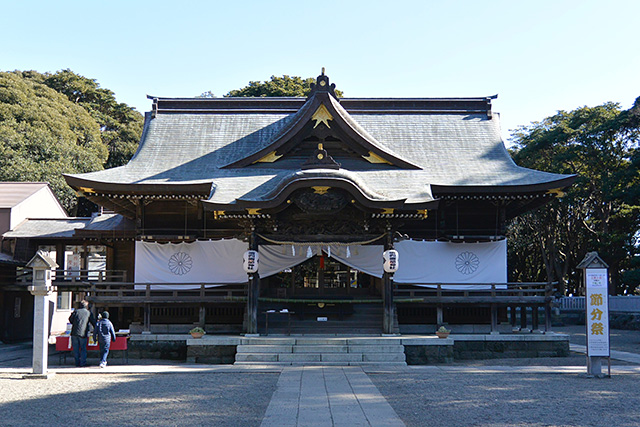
[68,300,96,367]
[94,311,117,368]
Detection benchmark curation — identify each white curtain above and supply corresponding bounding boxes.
[394,240,507,289]
[258,245,310,278]
[325,245,383,278]
[258,244,384,278]
[134,239,248,289]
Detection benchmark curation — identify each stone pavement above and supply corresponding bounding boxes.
[260,366,404,427]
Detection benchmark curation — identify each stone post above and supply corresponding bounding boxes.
[24,251,58,379]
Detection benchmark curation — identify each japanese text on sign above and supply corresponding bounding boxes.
[585,268,609,357]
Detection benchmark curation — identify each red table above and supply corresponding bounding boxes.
[56,335,129,364]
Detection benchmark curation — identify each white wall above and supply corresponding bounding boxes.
[49,292,73,338]
[10,186,67,229]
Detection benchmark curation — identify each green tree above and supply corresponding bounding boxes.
[226,75,344,98]
[508,99,640,295]
[0,71,108,211]
[36,70,144,169]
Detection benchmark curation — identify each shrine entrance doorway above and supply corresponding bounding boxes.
[265,255,378,299]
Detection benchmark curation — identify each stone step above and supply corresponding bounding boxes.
[241,338,296,345]
[234,334,407,365]
[278,353,322,362]
[236,353,279,362]
[346,345,405,353]
[237,345,293,353]
[320,353,365,363]
[235,352,405,364]
[293,345,349,353]
[234,361,408,367]
[363,353,406,363]
[290,338,349,345]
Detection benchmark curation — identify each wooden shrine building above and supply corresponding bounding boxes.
[4,72,574,336]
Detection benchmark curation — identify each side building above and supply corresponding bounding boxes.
[0,183,68,342]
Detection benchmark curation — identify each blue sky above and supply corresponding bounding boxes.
[2,0,638,143]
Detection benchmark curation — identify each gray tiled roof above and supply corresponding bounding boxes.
[66,98,572,206]
[0,182,50,208]
[3,214,131,238]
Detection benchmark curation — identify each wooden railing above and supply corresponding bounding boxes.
[16,269,128,284]
[394,282,555,304]
[86,282,247,304]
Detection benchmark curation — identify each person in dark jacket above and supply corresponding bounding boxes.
[68,300,96,367]
[93,311,117,368]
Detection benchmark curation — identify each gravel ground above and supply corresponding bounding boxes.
[370,370,640,427]
[554,325,640,354]
[0,373,278,427]
[2,326,638,426]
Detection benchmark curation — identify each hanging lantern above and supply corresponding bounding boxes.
[243,250,259,273]
[383,249,399,273]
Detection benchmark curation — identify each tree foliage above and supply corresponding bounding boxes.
[225,75,344,98]
[508,99,640,295]
[34,70,143,169]
[0,71,107,211]
[0,70,144,213]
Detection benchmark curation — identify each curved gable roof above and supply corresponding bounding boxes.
[64,73,575,214]
[223,74,420,170]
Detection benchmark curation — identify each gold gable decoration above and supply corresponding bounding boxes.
[312,186,331,195]
[363,151,393,165]
[547,188,566,198]
[312,104,333,129]
[254,151,283,164]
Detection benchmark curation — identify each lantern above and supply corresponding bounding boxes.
[243,250,259,273]
[383,249,399,273]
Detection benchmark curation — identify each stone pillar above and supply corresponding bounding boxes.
[24,251,58,379]
[28,287,53,376]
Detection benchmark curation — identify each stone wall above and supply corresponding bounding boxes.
[186,345,237,364]
[451,339,569,360]
[128,336,187,360]
[404,345,454,364]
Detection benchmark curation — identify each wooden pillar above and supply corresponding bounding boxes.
[490,303,498,334]
[531,305,541,332]
[544,301,552,332]
[510,305,517,330]
[383,228,395,335]
[246,230,260,335]
[199,305,206,328]
[143,303,151,333]
[436,305,444,327]
[519,305,529,332]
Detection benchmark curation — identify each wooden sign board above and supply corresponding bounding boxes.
[585,268,610,357]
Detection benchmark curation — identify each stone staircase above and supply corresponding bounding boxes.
[234,337,407,366]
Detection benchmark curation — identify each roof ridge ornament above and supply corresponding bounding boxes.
[309,68,338,99]
[302,142,340,170]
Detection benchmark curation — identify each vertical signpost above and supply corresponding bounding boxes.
[577,252,610,377]
[244,246,260,336]
[382,248,399,335]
